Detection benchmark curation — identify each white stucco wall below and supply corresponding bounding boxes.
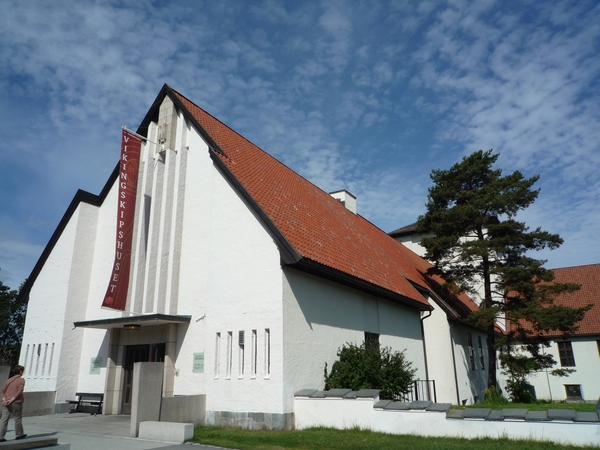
[166,118,285,415]
[421,301,457,404]
[295,397,600,447]
[282,268,426,410]
[527,337,600,402]
[450,324,489,404]
[422,300,489,405]
[21,201,105,401]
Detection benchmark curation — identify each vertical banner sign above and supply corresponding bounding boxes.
[102,129,142,310]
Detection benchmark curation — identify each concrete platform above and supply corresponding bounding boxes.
[138,422,193,443]
[0,437,68,449]
[0,414,226,450]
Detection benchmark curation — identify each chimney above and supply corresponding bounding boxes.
[329,190,357,214]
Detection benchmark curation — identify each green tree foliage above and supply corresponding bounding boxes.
[0,280,27,367]
[417,150,590,391]
[324,342,416,400]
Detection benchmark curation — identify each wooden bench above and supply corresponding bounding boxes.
[67,392,103,415]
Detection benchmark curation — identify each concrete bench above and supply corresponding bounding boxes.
[0,437,70,449]
[138,421,194,443]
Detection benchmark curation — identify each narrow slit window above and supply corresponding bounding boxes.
[24,345,30,377]
[238,330,245,377]
[226,332,232,378]
[251,330,257,376]
[214,332,221,377]
[265,328,271,376]
[41,343,48,377]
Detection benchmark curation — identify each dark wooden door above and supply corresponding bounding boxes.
[121,343,165,414]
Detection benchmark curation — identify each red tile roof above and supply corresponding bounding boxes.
[545,264,599,336]
[171,87,447,310]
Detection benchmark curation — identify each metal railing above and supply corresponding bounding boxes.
[399,379,436,403]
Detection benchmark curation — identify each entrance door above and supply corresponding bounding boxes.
[121,343,166,414]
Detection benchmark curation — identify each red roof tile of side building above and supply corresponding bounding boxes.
[163,85,480,312]
[543,263,599,336]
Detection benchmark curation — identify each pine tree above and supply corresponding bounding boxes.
[0,280,27,367]
[416,150,590,390]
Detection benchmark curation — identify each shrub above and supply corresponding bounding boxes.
[324,342,416,400]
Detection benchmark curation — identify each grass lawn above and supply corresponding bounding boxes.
[190,426,597,449]
[454,402,597,412]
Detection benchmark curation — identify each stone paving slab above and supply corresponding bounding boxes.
[294,389,318,397]
[485,410,504,421]
[308,391,326,398]
[525,410,549,421]
[462,408,491,419]
[574,412,600,422]
[323,389,352,398]
[547,409,576,421]
[373,400,392,409]
[409,401,432,410]
[346,389,381,398]
[426,403,452,413]
[384,402,411,410]
[445,410,464,420]
[501,408,528,420]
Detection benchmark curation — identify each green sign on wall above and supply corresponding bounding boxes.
[90,357,102,375]
[193,352,205,373]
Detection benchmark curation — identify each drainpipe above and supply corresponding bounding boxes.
[420,310,432,401]
[449,323,461,405]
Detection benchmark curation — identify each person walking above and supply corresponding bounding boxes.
[0,365,27,441]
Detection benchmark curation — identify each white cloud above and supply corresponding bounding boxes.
[0,0,599,286]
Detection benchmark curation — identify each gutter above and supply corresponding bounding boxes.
[420,309,432,401]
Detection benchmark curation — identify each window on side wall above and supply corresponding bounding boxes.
[478,336,485,370]
[364,332,380,353]
[557,341,576,367]
[467,333,475,370]
[564,384,582,399]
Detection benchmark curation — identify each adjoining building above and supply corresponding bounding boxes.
[18,85,488,428]
[390,226,598,403]
[526,263,599,402]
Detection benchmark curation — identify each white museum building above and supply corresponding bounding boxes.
[17,85,494,428]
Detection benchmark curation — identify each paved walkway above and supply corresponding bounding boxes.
[1,413,228,449]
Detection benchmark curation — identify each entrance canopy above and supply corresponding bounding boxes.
[73,313,191,330]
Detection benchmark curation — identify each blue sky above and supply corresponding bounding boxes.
[1,0,599,289]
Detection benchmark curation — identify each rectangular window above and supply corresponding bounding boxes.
[214,332,221,377]
[251,330,257,376]
[478,336,485,370]
[565,384,582,399]
[467,333,475,370]
[264,328,271,376]
[365,332,380,353]
[597,340,600,358]
[226,332,232,378]
[238,330,245,377]
[557,341,576,367]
